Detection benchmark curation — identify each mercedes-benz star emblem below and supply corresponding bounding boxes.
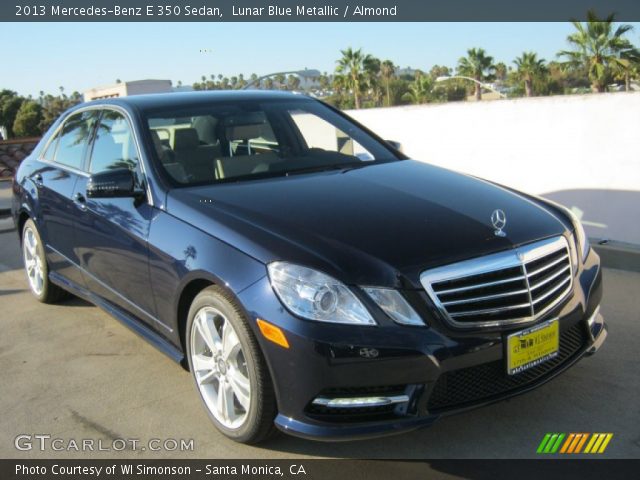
[491,209,507,237]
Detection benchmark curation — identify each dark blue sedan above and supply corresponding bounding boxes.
[12,91,606,443]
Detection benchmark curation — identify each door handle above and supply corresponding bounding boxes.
[33,173,43,187]
[74,192,87,211]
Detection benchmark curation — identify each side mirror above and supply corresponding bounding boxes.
[386,140,403,152]
[86,168,136,198]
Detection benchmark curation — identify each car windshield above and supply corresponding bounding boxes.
[145,99,399,186]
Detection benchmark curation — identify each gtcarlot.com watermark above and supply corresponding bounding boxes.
[15,434,194,452]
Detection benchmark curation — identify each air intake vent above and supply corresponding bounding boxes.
[421,236,573,328]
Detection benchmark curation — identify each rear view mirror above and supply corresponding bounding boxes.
[86,168,136,198]
[386,140,403,152]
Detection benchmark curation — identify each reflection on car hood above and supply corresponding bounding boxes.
[166,160,567,288]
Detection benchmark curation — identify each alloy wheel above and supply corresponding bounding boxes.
[23,226,44,296]
[190,306,251,429]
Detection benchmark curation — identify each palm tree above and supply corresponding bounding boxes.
[264,78,274,90]
[457,48,496,100]
[494,62,508,82]
[287,75,301,91]
[614,48,640,91]
[401,73,434,105]
[363,55,382,106]
[514,52,546,97]
[380,60,396,106]
[336,47,366,108]
[274,74,286,89]
[558,10,635,92]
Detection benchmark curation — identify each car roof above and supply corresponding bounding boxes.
[82,90,314,113]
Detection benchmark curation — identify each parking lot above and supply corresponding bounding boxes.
[1,225,639,459]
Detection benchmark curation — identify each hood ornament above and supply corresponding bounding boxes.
[491,209,507,237]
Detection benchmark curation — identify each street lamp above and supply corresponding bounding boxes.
[242,69,321,90]
[435,75,506,99]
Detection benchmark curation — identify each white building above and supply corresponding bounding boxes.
[83,79,173,101]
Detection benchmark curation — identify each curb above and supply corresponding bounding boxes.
[592,239,640,273]
[0,216,15,233]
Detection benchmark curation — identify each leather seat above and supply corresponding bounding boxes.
[173,128,220,183]
[215,124,282,179]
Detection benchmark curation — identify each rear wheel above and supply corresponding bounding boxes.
[21,219,67,303]
[186,286,277,443]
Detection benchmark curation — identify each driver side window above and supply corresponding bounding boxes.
[89,110,140,175]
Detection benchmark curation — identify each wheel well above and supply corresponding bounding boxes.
[17,212,30,241]
[177,279,214,370]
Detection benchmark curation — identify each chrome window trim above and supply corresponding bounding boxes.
[38,104,155,206]
[420,236,573,329]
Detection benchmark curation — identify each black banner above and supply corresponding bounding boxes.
[4,0,640,22]
[2,459,640,480]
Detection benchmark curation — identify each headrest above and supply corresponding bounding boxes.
[173,128,200,150]
[226,124,264,141]
[192,116,219,145]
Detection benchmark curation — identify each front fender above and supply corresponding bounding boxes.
[147,209,267,346]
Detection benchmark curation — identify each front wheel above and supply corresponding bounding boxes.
[186,286,277,443]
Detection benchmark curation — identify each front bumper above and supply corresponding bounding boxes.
[237,249,605,441]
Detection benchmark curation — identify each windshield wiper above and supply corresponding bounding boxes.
[282,162,368,177]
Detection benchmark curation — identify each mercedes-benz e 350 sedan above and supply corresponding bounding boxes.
[12,91,606,443]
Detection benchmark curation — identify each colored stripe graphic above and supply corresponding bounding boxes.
[538,433,613,454]
[537,433,552,454]
[585,433,614,454]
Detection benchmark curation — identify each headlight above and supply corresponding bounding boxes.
[563,207,590,262]
[363,288,424,326]
[267,262,375,325]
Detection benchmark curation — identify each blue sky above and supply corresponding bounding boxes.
[3,22,640,97]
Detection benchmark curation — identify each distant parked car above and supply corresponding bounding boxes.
[12,91,606,443]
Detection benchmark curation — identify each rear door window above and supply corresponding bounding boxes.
[53,111,98,170]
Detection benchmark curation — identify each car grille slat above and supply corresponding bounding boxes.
[441,287,530,306]
[529,265,571,291]
[526,253,569,277]
[421,236,573,328]
[435,274,527,296]
[449,302,533,318]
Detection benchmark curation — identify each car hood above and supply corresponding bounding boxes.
[166,160,567,288]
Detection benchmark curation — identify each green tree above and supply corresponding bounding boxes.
[457,48,496,100]
[0,90,25,138]
[335,47,367,109]
[13,100,43,137]
[287,74,301,90]
[558,10,636,92]
[380,60,396,106]
[494,62,508,82]
[614,48,640,91]
[401,73,434,105]
[513,52,547,97]
[274,74,285,89]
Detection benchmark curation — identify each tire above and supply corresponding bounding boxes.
[21,219,68,303]
[186,285,277,444]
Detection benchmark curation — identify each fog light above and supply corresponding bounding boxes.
[312,395,409,408]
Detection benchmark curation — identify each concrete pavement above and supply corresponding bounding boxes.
[0,230,639,459]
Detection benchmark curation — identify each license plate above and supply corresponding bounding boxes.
[506,319,559,375]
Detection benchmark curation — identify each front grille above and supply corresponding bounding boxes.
[427,321,588,412]
[420,236,573,328]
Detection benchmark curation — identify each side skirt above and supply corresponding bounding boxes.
[49,272,185,364]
